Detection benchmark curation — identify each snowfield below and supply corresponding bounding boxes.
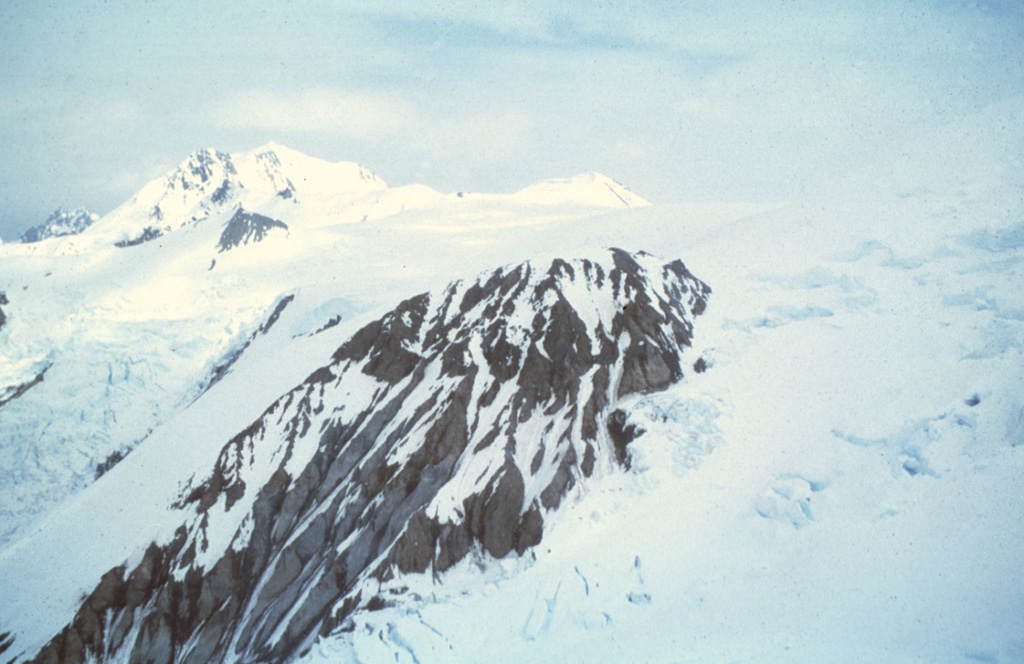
[0,95,1022,663]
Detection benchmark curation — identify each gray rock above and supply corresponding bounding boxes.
[216,208,288,252]
[24,250,710,664]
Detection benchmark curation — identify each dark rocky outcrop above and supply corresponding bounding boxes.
[115,226,164,248]
[94,448,129,479]
[217,208,288,252]
[195,294,298,400]
[19,208,97,243]
[172,150,235,191]
[0,363,50,411]
[19,249,709,664]
[607,408,647,469]
[0,631,15,657]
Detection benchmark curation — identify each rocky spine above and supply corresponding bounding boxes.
[21,249,709,664]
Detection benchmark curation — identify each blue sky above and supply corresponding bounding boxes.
[1,0,1021,238]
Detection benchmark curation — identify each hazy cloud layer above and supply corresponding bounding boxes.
[209,89,416,137]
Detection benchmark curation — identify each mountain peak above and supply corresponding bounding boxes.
[169,149,237,191]
[10,249,709,664]
[515,172,650,207]
[237,142,388,193]
[19,207,98,243]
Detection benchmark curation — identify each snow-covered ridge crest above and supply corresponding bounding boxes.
[513,172,650,207]
[14,248,709,664]
[23,144,650,252]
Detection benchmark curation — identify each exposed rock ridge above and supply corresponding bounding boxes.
[21,249,709,664]
[114,226,165,248]
[217,208,289,252]
[19,208,98,243]
[0,364,50,411]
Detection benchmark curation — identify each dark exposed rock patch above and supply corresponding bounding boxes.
[276,181,296,200]
[312,315,342,336]
[193,293,298,402]
[210,179,235,205]
[172,150,235,192]
[217,208,289,252]
[21,249,709,664]
[257,295,294,336]
[115,226,164,248]
[0,631,15,656]
[94,448,128,479]
[0,363,50,411]
[607,409,646,469]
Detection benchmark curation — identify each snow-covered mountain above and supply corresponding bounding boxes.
[87,143,386,248]
[1,111,1022,663]
[513,172,649,207]
[18,207,98,243]
[0,143,654,552]
[11,249,710,664]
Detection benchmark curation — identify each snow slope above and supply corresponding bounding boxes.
[315,205,1024,664]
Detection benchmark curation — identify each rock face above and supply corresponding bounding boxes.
[19,208,98,243]
[0,364,49,411]
[217,208,289,252]
[21,249,709,664]
[114,226,165,248]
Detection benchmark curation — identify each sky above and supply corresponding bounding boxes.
[0,0,1022,239]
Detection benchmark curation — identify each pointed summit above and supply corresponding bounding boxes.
[514,172,651,207]
[165,148,237,193]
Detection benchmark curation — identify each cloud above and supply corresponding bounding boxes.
[209,88,416,138]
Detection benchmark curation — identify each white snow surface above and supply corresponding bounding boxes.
[1,95,1023,663]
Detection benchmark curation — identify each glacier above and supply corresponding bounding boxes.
[0,94,1022,663]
